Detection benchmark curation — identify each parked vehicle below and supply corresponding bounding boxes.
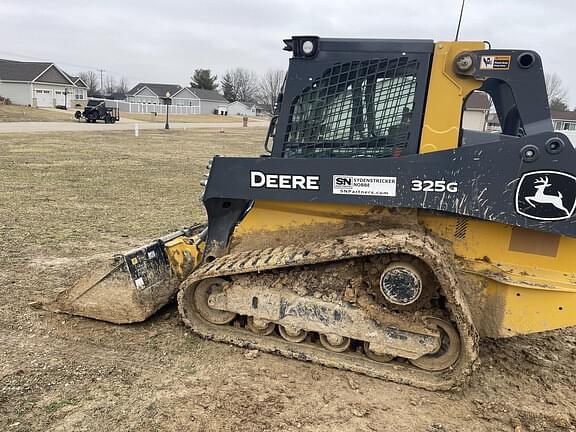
[75,100,119,123]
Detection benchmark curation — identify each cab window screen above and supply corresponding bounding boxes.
[283,57,419,158]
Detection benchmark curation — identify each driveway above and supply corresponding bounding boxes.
[0,120,268,134]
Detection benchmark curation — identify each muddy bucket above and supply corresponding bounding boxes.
[41,227,204,324]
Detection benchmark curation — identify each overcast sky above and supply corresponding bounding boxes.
[1,0,575,105]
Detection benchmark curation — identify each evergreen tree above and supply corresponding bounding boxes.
[190,69,218,90]
[221,72,237,102]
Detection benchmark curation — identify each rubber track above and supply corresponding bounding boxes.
[178,228,479,390]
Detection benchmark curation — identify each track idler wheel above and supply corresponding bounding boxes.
[246,317,276,336]
[278,325,307,343]
[193,278,237,325]
[363,341,394,363]
[408,317,461,371]
[319,334,351,353]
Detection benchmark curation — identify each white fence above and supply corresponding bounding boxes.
[563,130,576,147]
[90,98,200,115]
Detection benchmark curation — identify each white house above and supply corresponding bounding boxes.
[227,101,257,116]
[462,92,491,131]
[551,111,576,145]
[126,82,228,115]
[227,101,270,117]
[551,111,576,132]
[0,59,87,108]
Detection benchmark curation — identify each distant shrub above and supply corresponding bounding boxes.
[0,95,12,105]
[55,105,67,110]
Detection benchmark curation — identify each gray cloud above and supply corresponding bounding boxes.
[0,0,575,106]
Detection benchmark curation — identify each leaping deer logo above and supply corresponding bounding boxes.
[525,176,570,216]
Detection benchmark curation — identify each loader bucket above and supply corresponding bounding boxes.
[42,226,205,324]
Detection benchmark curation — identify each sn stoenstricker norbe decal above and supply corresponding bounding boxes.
[333,175,397,197]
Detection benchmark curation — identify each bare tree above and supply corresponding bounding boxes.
[115,76,130,94]
[78,71,99,96]
[103,76,116,95]
[258,69,285,114]
[545,73,569,111]
[220,68,259,103]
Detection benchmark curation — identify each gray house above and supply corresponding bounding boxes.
[125,83,182,105]
[0,59,87,108]
[126,82,228,114]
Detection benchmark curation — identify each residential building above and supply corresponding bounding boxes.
[126,82,228,114]
[227,101,271,116]
[0,58,88,108]
[551,111,576,145]
[125,83,182,105]
[462,92,491,131]
[551,111,576,132]
[227,101,257,116]
[486,112,501,133]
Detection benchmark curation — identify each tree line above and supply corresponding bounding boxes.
[77,71,130,98]
[190,68,285,114]
[545,73,573,112]
[76,68,574,114]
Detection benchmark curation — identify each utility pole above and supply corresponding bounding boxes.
[97,69,105,93]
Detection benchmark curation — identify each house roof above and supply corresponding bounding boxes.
[0,58,54,82]
[74,77,88,88]
[464,92,491,111]
[62,71,87,88]
[126,82,227,102]
[551,111,576,121]
[127,82,182,97]
[228,100,252,108]
[0,58,80,87]
[189,88,227,102]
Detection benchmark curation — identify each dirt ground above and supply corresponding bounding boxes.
[1,128,575,432]
[0,105,74,122]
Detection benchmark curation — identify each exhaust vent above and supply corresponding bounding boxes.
[454,218,468,240]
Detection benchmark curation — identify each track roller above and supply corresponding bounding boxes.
[319,334,351,353]
[408,317,461,371]
[279,325,307,343]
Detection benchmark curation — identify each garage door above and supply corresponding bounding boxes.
[35,89,52,107]
[54,90,66,107]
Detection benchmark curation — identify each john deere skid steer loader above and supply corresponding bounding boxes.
[45,37,576,390]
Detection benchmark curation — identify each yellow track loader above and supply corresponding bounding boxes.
[45,37,576,390]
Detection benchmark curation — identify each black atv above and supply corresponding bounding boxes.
[75,100,120,124]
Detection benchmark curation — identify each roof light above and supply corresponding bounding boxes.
[302,40,315,55]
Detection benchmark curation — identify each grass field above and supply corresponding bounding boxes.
[0,105,75,122]
[122,113,264,124]
[0,128,263,259]
[0,104,267,125]
[0,128,575,431]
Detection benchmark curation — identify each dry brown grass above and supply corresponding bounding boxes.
[122,113,264,124]
[0,128,265,259]
[0,104,75,122]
